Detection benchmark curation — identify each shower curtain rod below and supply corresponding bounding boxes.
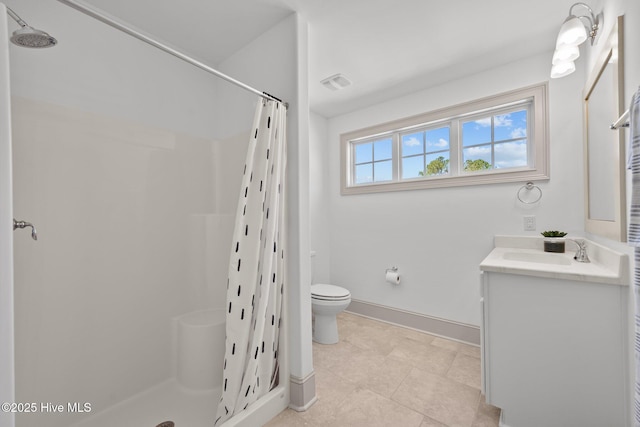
[56,0,288,108]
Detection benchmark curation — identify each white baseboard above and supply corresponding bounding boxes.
[288,371,317,411]
[346,299,480,346]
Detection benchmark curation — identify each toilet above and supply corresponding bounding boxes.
[310,251,351,344]
[311,284,351,344]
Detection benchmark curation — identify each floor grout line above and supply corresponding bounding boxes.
[268,313,499,427]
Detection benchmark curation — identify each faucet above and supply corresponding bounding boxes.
[570,239,590,263]
[13,218,37,241]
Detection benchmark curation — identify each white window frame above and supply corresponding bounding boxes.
[340,83,549,195]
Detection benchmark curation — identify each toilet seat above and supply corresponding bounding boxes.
[311,284,351,301]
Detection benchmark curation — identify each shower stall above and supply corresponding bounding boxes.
[0,1,309,426]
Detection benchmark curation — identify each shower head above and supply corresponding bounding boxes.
[10,26,57,48]
[5,7,57,48]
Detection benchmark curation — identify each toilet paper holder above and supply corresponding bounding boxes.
[385,266,400,285]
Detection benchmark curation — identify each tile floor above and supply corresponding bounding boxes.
[265,312,501,427]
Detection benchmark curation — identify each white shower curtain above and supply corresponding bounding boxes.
[214,99,287,426]
[627,86,640,427]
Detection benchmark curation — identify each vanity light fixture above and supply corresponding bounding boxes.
[550,2,600,79]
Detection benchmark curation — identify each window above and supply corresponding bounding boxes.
[340,84,549,195]
[402,126,450,179]
[461,108,528,172]
[353,137,393,184]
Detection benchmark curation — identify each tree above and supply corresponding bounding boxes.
[464,158,492,171]
[419,156,449,176]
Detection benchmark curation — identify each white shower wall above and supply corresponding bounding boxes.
[10,97,239,427]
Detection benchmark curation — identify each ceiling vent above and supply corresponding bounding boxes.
[320,73,351,91]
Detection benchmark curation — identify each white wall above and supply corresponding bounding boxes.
[5,0,217,139]
[589,0,640,99]
[309,111,331,284]
[315,52,586,327]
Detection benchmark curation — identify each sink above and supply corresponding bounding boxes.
[480,236,629,285]
[503,251,572,266]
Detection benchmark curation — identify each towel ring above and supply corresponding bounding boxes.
[517,182,542,204]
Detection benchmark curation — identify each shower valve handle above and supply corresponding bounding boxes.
[13,218,38,241]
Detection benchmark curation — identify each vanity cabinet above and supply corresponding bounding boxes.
[480,271,628,427]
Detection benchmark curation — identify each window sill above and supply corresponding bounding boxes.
[341,167,549,195]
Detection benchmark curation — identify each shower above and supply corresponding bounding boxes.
[5,6,56,48]
[3,1,295,425]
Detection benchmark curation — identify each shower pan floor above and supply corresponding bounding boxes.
[70,380,220,427]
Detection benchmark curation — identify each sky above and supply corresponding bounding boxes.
[462,109,528,169]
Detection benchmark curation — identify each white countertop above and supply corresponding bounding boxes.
[480,235,629,286]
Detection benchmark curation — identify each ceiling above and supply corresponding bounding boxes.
[82,0,581,118]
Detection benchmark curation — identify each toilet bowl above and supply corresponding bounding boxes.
[311,283,351,344]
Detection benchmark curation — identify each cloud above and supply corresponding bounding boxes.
[495,141,527,168]
[474,118,491,127]
[464,142,527,169]
[426,138,449,149]
[403,136,421,147]
[465,146,491,157]
[494,114,513,127]
[510,127,527,138]
[474,114,515,128]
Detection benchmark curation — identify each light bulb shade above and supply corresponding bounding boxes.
[556,16,588,47]
[550,60,576,78]
[552,45,580,64]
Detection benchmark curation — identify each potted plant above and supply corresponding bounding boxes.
[541,230,567,253]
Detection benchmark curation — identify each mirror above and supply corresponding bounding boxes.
[583,15,626,241]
